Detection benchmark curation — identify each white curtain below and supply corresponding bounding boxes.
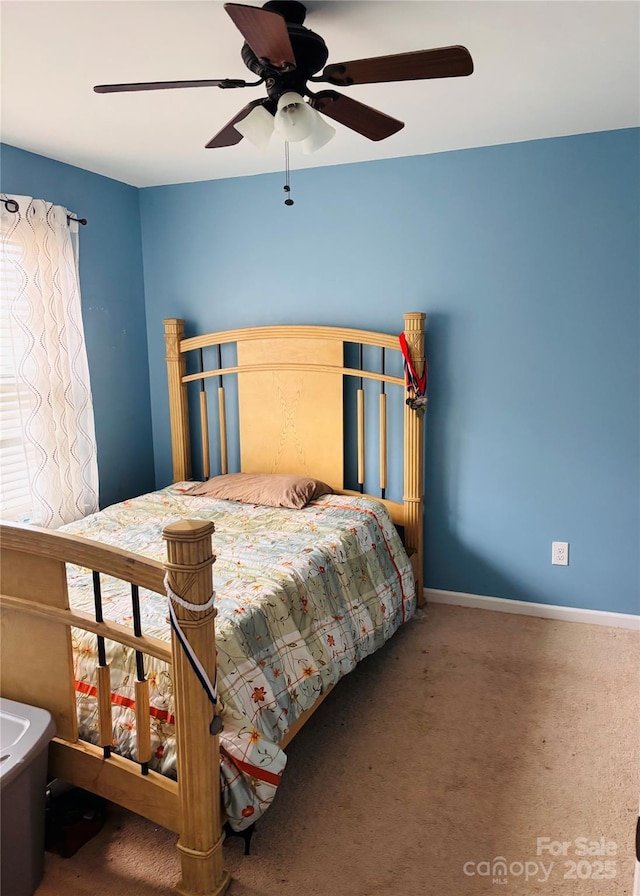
[0,195,99,527]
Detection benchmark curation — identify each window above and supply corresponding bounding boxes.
[0,196,99,527]
[0,234,38,520]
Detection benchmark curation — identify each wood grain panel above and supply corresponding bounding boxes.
[49,739,180,832]
[0,548,78,741]
[237,337,344,488]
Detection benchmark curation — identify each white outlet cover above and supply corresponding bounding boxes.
[552,541,570,566]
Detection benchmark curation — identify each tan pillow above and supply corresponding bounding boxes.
[185,473,333,510]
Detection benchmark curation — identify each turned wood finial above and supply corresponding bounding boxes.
[163,520,216,620]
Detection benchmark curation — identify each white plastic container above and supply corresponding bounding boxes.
[1,697,55,896]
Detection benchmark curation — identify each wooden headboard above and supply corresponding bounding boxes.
[164,313,426,595]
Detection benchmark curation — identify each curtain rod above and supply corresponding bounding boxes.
[1,196,87,225]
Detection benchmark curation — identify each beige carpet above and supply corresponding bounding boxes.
[36,603,639,896]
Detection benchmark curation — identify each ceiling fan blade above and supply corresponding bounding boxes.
[224,3,295,69]
[321,46,474,87]
[205,99,272,148]
[94,78,250,93]
[308,91,403,142]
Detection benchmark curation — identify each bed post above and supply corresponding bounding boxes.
[164,318,192,482]
[403,312,426,605]
[163,520,230,896]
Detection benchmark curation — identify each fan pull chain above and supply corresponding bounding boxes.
[283,141,294,206]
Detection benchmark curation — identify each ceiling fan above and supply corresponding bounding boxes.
[94,0,474,152]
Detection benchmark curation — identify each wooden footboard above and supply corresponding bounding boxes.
[0,519,230,896]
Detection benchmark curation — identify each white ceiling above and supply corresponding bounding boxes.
[1,0,638,188]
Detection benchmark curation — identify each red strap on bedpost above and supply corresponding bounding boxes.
[399,332,427,410]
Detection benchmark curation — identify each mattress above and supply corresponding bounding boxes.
[61,484,416,829]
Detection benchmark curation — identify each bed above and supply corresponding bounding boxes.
[0,312,426,896]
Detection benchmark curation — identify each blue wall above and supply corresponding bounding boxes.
[2,132,637,616]
[0,144,155,507]
[139,129,639,616]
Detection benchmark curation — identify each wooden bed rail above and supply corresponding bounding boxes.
[0,519,230,896]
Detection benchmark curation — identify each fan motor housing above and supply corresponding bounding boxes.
[262,0,306,23]
[241,22,329,99]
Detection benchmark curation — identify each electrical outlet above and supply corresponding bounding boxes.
[552,541,569,566]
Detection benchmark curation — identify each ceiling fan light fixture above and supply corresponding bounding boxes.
[302,112,336,154]
[95,2,476,158]
[234,104,275,151]
[273,91,316,143]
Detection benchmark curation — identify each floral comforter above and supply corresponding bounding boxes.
[61,484,416,830]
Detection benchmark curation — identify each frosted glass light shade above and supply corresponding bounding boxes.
[234,105,275,151]
[273,92,315,143]
[302,113,336,154]
[235,93,336,156]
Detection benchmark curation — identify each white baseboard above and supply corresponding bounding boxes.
[424,588,640,630]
